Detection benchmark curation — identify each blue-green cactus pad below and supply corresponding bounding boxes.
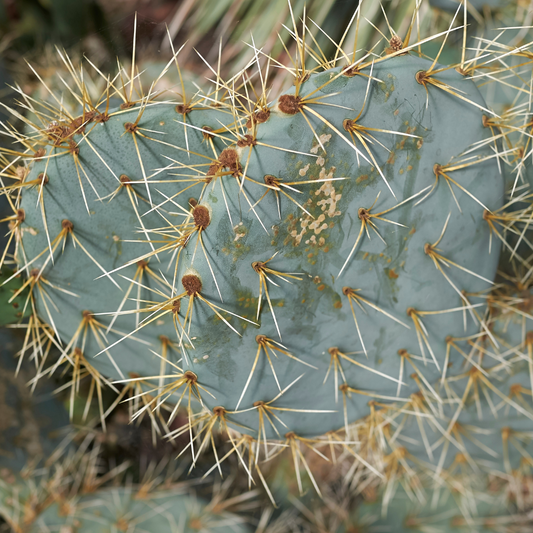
[18,54,503,439]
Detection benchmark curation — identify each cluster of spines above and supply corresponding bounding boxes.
[0,431,259,533]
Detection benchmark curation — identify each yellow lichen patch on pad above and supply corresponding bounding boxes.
[311,134,332,154]
[234,222,246,242]
[299,163,310,176]
[287,167,342,249]
[316,174,341,218]
[309,214,328,235]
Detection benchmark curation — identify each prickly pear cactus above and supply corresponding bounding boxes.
[344,485,532,533]
[26,485,252,533]
[3,3,533,521]
[0,431,254,533]
[12,50,503,437]
[423,0,533,113]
